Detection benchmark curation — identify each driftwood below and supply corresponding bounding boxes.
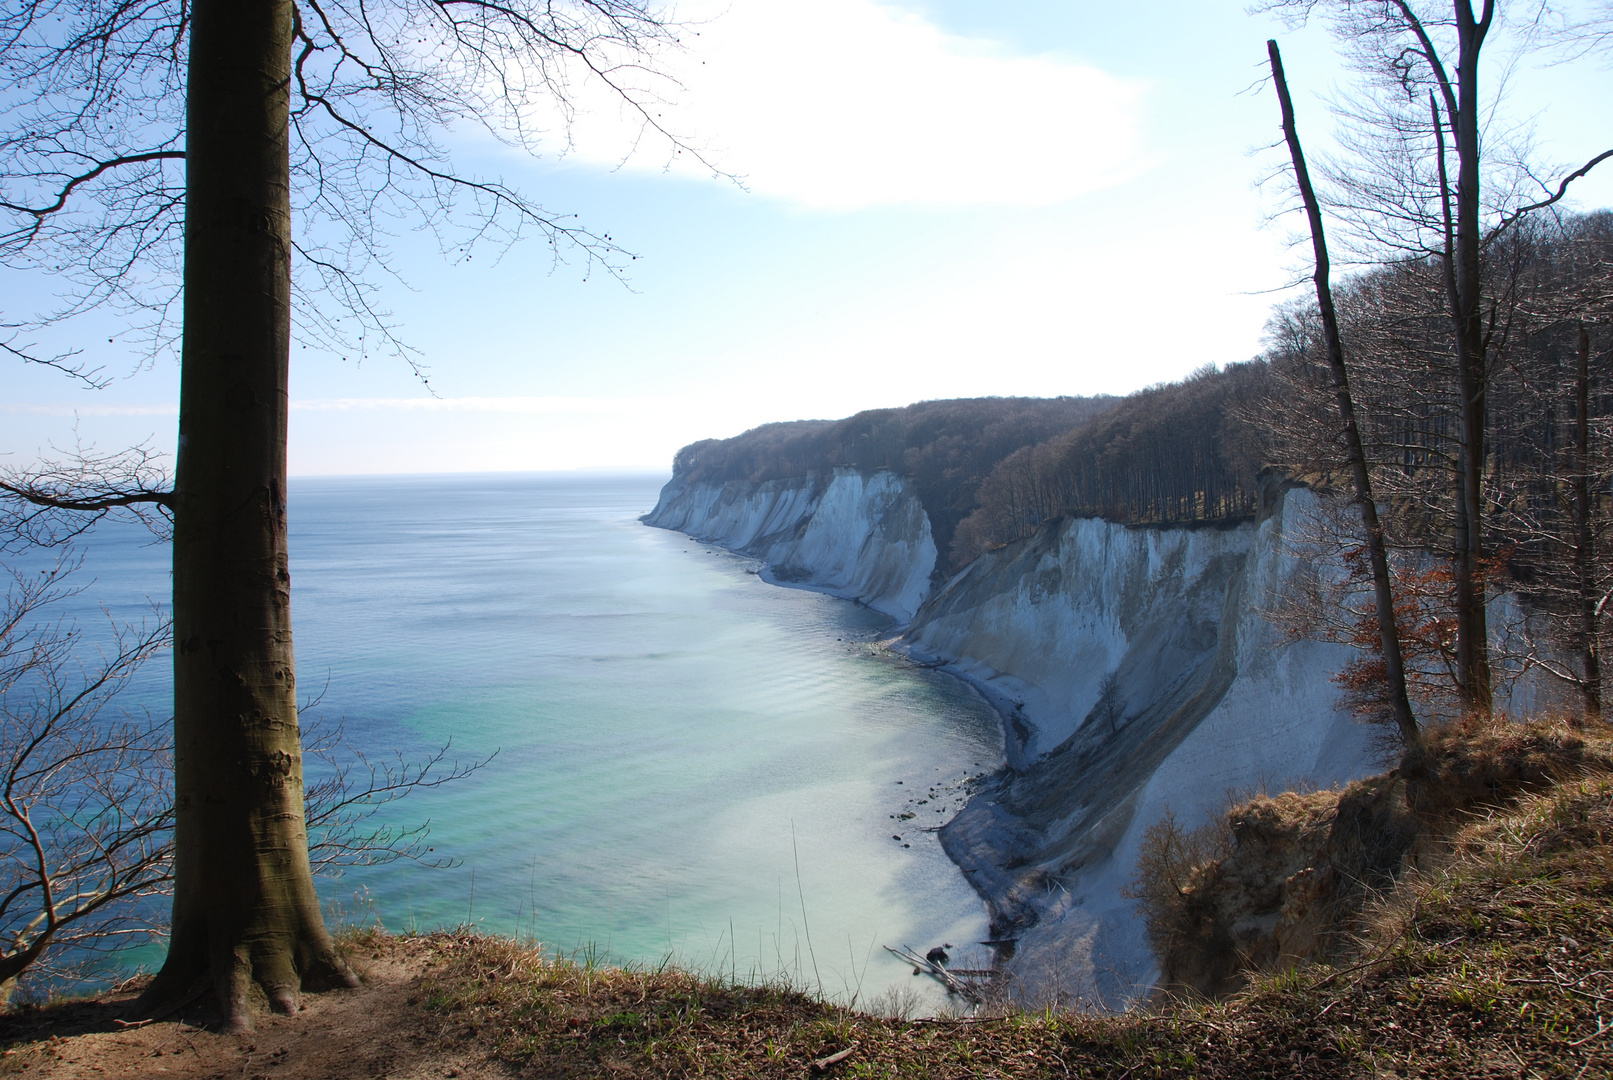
[883,945,991,1004]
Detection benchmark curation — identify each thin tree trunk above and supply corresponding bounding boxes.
[1268,40,1421,753]
[135,0,355,1029]
[1573,323,1601,723]
[1428,91,1476,718]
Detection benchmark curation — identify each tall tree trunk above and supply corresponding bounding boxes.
[1268,40,1421,754]
[1448,0,1494,714]
[1573,323,1601,723]
[136,0,355,1029]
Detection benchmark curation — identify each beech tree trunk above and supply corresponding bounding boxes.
[1447,1,1495,715]
[135,0,355,1027]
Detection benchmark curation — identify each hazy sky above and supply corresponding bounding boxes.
[6,0,1612,475]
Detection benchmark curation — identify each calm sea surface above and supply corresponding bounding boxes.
[60,473,1003,1007]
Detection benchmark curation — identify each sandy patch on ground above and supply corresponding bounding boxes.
[0,939,503,1080]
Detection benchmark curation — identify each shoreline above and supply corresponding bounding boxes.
[881,641,1047,959]
[645,520,1036,962]
[647,519,1026,774]
[883,642,1039,772]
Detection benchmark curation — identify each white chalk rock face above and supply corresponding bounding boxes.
[643,468,937,622]
[904,484,1380,1007]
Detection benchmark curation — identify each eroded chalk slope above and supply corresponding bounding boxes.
[904,485,1377,1006]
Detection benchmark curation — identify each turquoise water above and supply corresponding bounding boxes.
[58,473,1003,1007]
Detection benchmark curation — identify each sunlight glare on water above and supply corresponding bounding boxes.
[294,473,1002,1007]
[55,472,1005,1009]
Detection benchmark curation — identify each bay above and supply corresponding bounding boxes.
[29,472,1004,1010]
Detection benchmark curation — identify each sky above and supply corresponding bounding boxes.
[5,0,1613,476]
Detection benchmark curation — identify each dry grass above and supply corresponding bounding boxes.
[1411,711,1613,821]
[1129,714,1613,1001]
[397,770,1613,1078]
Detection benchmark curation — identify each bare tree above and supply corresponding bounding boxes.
[0,555,171,998]
[2,0,699,1027]
[1093,671,1125,736]
[1262,211,1613,724]
[1255,0,1613,715]
[1500,323,1613,721]
[1485,214,1613,721]
[2,0,696,369]
[1267,38,1421,752]
[1259,488,1469,734]
[300,719,487,879]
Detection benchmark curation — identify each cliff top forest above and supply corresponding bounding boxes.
[669,395,1118,573]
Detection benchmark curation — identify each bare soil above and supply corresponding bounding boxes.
[0,938,515,1080]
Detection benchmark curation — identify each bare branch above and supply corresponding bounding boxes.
[0,150,186,220]
[0,331,108,390]
[302,722,493,873]
[2,0,714,377]
[0,552,488,993]
[0,441,174,551]
[1491,148,1613,240]
[0,555,174,987]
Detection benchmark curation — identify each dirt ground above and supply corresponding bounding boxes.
[0,939,508,1080]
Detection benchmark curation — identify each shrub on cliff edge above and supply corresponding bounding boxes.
[1130,714,1613,1000]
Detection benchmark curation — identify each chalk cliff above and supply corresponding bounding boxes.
[643,468,937,623]
[902,482,1378,1006]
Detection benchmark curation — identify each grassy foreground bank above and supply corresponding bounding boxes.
[2,758,1611,1077]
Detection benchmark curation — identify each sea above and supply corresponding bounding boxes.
[37,472,1004,1010]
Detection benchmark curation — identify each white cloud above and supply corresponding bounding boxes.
[292,396,667,415]
[565,0,1150,211]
